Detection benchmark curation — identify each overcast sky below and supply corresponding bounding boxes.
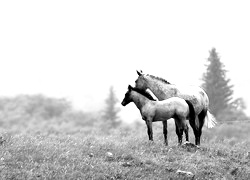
[1,1,250,122]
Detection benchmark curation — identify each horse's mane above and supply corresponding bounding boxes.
[147,74,171,85]
[131,87,156,101]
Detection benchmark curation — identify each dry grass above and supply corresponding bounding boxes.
[0,122,250,180]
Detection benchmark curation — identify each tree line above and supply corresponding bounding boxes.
[0,48,248,134]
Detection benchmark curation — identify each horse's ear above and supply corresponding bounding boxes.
[128,85,132,90]
[136,70,143,76]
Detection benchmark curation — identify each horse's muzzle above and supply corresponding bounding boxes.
[121,101,126,106]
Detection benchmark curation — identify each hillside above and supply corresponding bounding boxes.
[0,95,250,179]
[0,123,250,180]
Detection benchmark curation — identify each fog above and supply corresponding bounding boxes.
[1,1,250,123]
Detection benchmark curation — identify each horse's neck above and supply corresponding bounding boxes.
[147,79,176,98]
[131,91,150,111]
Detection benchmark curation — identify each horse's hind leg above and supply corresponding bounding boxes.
[175,120,183,145]
[145,120,153,142]
[162,120,168,146]
[179,128,184,145]
[184,124,189,142]
[196,109,207,145]
[189,115,199,145]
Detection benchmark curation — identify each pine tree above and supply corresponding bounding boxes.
[202,48,234,120]
[102,86,121,129]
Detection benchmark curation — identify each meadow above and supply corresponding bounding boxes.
[0,95,250,179]
[0,121,250,180]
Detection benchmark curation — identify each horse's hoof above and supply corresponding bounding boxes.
[182,141,199,149]
[183,141,192,145]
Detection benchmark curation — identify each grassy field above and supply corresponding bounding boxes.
[0,122,250,180]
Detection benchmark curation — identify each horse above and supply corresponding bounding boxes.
[121,85,196,145]
[134,70,216,145]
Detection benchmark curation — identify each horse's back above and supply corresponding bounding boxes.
[173,85,209,113]
[159,97,189,117]
[168,97,189,115]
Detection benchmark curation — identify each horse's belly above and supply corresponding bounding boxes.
[152,116,169,122]
[153,110,173,122]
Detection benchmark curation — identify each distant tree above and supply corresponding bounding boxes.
[0,94,100,133]
[231,97,246,111]
[102,86,121,129]
[228,98,249,121]
[202,48,234,121]
[25,95,72,119]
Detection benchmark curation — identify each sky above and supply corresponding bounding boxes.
[0,1,250,122]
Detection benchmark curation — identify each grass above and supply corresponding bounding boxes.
[0,123,250,180]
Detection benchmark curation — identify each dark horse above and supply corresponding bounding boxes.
[121,85,195,145]
[135,70,216,145]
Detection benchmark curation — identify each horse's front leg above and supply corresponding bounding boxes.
[145,120,153,141]
[162,120,168,146]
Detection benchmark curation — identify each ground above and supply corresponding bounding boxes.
[0,122,250,180]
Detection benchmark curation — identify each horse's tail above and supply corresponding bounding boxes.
[185,100,195,122]
[204,110,217,128]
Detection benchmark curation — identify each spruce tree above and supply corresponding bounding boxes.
[102,86,121,129]
[202,48,234,120]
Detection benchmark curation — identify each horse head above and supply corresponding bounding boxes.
[135,70,149,91]
[135,70,173,101]
[121,85,133,106]
[136,70,144,76]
